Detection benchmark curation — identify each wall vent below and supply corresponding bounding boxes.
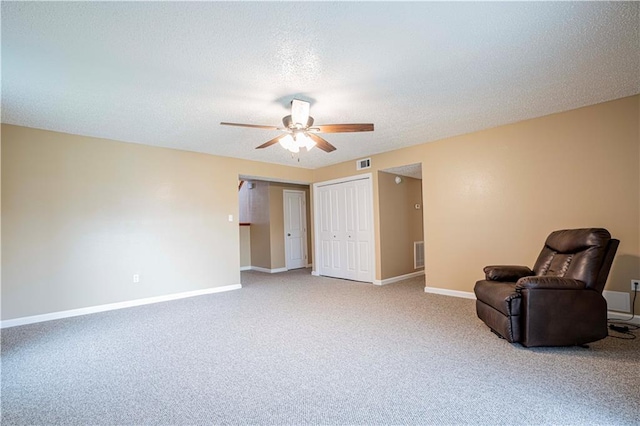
[356,158,371,170]
[414,241,425,269]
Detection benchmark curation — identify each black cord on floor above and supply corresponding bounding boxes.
[607,285,638,340]
[607,323,637,340]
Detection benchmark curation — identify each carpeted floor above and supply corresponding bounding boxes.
[2,269,639,425]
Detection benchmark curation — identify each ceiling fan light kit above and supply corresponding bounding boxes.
[220,98,374,155]
[278,133,316,153]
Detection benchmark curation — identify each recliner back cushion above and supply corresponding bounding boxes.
[532,228,611,289]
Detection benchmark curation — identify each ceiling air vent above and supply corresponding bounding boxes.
[356,158,371,170]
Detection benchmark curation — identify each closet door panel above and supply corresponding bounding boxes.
[315,177,373,282]
[355,179,373,282]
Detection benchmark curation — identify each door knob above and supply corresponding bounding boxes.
[287,233,291,236]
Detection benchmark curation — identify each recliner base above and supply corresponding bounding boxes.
[476,299,521,343]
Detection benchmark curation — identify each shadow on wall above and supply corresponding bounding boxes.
[608,254,640,295]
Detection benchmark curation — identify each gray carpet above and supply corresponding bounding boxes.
[2,269,639,425]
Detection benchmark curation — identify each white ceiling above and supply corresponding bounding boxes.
[2,2,638,170]
[382,163,422,180]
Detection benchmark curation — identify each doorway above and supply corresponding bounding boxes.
[238,177,312,273]
[378,163,424,283]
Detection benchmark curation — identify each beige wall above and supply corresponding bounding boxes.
[378,172,424,280]
[314,95,640,298]
[3,95,638,320]
[1,124,312,320]
[239,225,251,268]
[246,180,271,269]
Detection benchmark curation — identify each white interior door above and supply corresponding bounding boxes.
[315,175,373,282]
[319,183,348,279]
[284,190,307,270]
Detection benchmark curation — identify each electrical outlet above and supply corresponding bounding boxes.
[133,274,140,283]
[632,279,640,291]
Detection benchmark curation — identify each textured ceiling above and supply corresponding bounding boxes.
[381,164,422,180]
[2,2,639,170]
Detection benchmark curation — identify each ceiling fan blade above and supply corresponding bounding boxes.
[255,135,283,149]
[220,122,280,130]
[307,133,336,153]
[315,123,374,133]
[291,99,310,126]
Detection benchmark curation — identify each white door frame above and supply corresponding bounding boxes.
[283,190,308,270]
[312,173,375,283]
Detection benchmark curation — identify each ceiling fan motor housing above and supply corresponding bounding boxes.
[283,115,314,129]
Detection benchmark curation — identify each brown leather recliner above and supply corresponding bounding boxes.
[474,228,619,347]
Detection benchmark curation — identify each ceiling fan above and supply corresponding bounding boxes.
[220,99,374,153]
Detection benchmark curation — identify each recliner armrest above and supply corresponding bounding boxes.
[484,265,533,282]
[515,276,586,290]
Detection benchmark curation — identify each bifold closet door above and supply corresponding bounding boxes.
[318,178,372,282]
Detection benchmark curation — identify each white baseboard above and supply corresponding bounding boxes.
[311,270,320,276]
[607,311,640,325]
[424,286,477,300]
[424,287,640,325]
[249,266,287,274]
[1,284,242,329]
[373,270,424,286]
[239,266,251,271]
